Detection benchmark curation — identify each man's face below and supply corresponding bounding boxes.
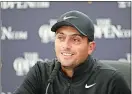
[55,26,95,69]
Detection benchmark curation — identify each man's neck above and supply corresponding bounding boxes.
[61,66,74,78]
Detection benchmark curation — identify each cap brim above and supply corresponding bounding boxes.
[51,21,74,32]
[51,21,87,36]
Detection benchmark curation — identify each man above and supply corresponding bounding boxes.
[14,11,130,94]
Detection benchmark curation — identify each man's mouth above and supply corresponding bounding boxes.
[61,52,73,56]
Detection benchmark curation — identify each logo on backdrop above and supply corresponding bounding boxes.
[39,18,131,43]
[118,53,131,63]
[94,18,131,39]
[1,2,50,9]
[13,52,50,76]
[13,52,43,76]
[38,19,57,43]
[117,1,131,8]
[1,26,28,40]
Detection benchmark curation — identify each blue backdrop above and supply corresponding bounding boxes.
[1,1,131,94]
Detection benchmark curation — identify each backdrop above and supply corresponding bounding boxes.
[0,1,131,94]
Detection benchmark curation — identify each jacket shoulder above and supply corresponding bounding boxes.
[35,59,56,75]
[94,60,125,83]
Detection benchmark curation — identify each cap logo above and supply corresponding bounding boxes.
[63,16,78,20]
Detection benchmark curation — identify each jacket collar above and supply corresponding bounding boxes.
[59,55,96,81]
[73,55,95,76]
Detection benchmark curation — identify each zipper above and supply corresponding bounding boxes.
[68,82,71,94]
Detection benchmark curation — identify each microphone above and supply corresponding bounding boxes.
[48,61,61,83]
[45,61,61,94]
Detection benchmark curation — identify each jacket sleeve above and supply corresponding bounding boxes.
[108,72,131,94]
[13,62,42,94]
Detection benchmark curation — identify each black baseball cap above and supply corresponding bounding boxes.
[51,10,94,41]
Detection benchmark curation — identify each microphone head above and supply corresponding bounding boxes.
[48,61,61,83]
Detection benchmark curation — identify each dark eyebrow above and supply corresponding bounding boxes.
[56,32,64,35]
[71,34,86,39]
[56,32,83,37]
[71,34,83,37]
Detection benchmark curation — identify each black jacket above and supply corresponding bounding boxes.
[13,56,130,94]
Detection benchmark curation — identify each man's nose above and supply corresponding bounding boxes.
[62,39,71,49]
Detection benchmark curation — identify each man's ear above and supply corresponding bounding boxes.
[88,41,96,55]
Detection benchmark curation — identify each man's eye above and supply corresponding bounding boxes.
[57,36,65,41]
[73,38,80,42]
[71,36,82,44]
